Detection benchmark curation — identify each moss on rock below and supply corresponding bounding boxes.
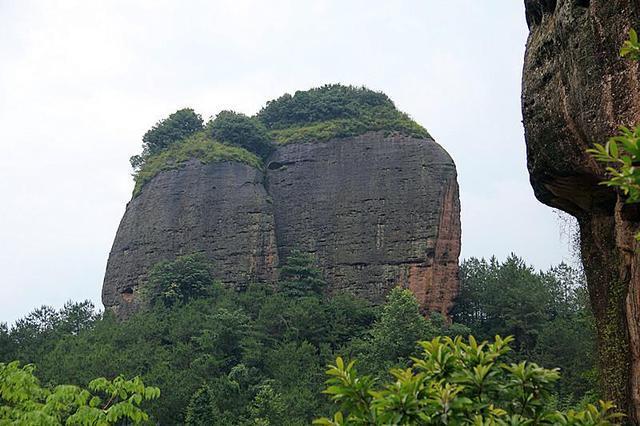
[133,133,261,197]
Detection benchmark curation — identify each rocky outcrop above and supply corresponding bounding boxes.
[103,131,460,320]
[267,132,460,314]
[522,0,640,421]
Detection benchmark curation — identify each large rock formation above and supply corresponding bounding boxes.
[522,0,640,421]
[267,132,460,314]
[103,131,460,320]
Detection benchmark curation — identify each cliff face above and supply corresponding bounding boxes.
[267,132,460,315]
[103,131,460,319]
[522,0,640,420]
[102,160,278,319]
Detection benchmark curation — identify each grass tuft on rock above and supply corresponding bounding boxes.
[132,133,261,197]
[267,112,430,145]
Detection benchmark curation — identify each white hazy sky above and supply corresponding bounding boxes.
[0,1,575,324]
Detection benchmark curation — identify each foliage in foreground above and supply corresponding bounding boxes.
[316,336,620,425]
[453,256,597,402]
[0,361,159,425]
[587,29,640,237]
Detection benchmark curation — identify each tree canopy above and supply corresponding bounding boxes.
[208,110,275,159]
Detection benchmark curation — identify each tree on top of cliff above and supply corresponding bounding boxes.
[207,110,275,159]
[130,108,204,170]
[127,85,432,197]
[255,84,431,144]
[256,84,394,128]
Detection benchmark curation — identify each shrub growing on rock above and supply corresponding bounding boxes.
[208,110,275,159]
[130,108,204,170]
[256,84,430,144]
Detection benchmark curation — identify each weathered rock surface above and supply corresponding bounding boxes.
[103,131,460,320]
[522,0,640,420]
[102,160,278,319]
[267,132,460,314]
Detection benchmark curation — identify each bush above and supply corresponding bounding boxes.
[208,110,275,159]
[132,108,204,167]
[315,336,621,425]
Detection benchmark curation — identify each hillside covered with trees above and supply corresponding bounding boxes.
[1,253,600,424]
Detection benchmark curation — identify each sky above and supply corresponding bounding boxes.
[0,1,576,324]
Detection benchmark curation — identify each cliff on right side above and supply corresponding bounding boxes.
[522,0,640,421]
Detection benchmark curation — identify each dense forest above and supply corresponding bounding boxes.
[1,252,598,424]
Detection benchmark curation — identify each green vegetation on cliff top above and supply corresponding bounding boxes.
[132,133,261,197]
[256,84,430,144]
[130,85,430,197]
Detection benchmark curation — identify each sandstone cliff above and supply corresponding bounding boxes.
[102,160,278,318]
[267,132,460,315]
[522,0,640,421]
[103,131,460,320]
